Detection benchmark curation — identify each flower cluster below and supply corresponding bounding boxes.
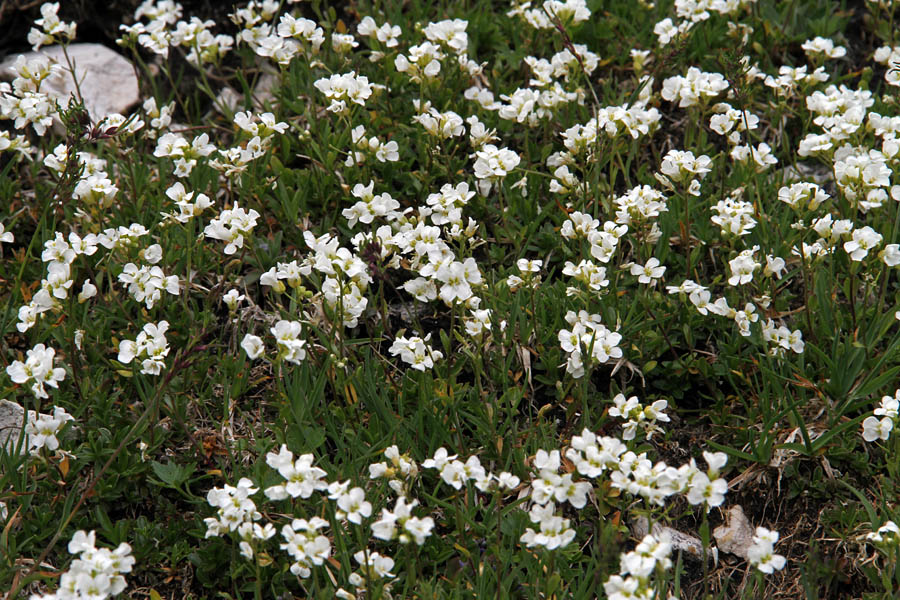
[369,445,420,495]
[314,72,374,114]
[423,447,520,492]
[709,101,760,144]
[153,131,216,177]
[395,42,445,83]
[357,16,401,59]
[117,321,170,376]
[862,390,899,442]
[241,320,307,365]
[472,144,520,195]
[203,203,260,255]
[802,36,846,60]
[172,16,234,65]
[160,181,214,224]
[520,502,577,550]
[340,550,395,597]
[263,445,328,500]
[280,517,330,576]
[389,332,444,371]
[371,496,435,545]
[608,393,670,441]
[16,230,99,333]
[558,310,623,378]
[243,12,324,66]
[27,2,76,50]
[204,477,264,537]
[761,319,805,356]
[346,125,400,166]
[614,185,668,242]
[507,0,591,30]
[6,343,66,399]
[731,141,778,172]
[711,190,757,236]
[117,262,180,309]
[22,405,74,454]
[28,530,134,600]
[661,67,729,108]
[328,481,373,524]
[0,54,61,137]
[604,534,673,600]
[506,258,543,291]
[747,527,787,574]
[530,449,592,509]
[342,180,402,228]
[610,447,729,511]
[302,231,372,328]
[656,148,713,195]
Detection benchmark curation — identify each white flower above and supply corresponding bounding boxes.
[867,521,900,545]
[472,144,520,194]
[141,243,163,264]
[336,487,372,524]
[423,447,458,471]
[882,244,900,267]
[802,37,846,59]
[117,263,180,309]
[862,415,893,442]
[241,334,264,359]
[223,289,245,310]
[748,527,786,573]
[497,472,521,490]
[371,496,434,545]
[629,257,665,284]
[844,226,882,261]
[0,222,13,244]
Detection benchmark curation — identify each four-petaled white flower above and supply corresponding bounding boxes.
[630,258,666,284]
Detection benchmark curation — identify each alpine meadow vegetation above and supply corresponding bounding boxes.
[4,0,900,598]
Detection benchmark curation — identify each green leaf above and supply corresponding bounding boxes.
[834,479,879,527]
[286,426,325,453]
[705,440,757,463]
[151,460,195,489]
[812,414,868,452]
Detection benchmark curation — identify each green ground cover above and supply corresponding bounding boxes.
[2,0,900,598]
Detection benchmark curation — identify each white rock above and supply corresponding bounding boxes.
[713,504,755,559]
[0,43,140,122]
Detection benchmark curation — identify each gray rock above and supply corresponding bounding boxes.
[631,515,711,562]
[0,43,140,122]
[0,399,27,454]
